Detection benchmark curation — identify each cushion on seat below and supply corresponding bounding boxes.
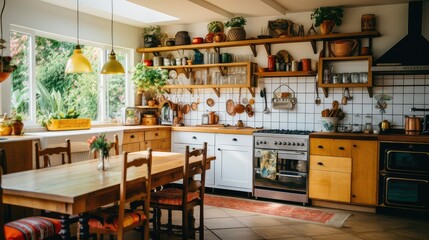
[150,188,200,206]
[88,206,146,231]
[5,217,61,240]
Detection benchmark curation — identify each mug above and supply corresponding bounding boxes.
[208,112,219,124]
[221,53,232,63]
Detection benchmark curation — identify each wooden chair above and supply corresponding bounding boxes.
[150,142,208,240]
[93,134,120,159]
[0,166,62,240]
[35,139,72,169]
[88,149,152,240]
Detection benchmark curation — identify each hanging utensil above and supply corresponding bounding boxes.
[262,87,270,114]
[234,88,245,114]
[226,88,236,116]
[315,81,321,105]
[206,98,215,107]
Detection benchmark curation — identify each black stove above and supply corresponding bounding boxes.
[255,129,312,135]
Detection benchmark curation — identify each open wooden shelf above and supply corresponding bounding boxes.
[318,55,373,98]
[255,71,317,78]
[137,31,380,56]
[161,62,258,97]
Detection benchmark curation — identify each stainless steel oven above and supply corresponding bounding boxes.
[379,141,429,212]
[253,130,310,205]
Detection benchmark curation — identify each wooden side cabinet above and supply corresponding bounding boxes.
[122,128,171,153]
[0,140,33,173]
[309,137,378,206]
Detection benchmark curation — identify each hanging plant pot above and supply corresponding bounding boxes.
[227,27,246,41]
[0,72,11,83]
[319,20,335,35]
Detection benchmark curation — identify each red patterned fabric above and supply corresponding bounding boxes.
[4,217,61,240]
[88,206,146,231]
[150,188,200,206]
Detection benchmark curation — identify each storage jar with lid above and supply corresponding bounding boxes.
[201,112,209,125]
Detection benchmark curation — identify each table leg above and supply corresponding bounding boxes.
[79,212,90,240]
[59,215,71,240]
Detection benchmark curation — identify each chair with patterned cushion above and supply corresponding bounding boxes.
[93,134,120,159]
[35,139,72,169]
[88,149,152,240]
[0,167,61,240]
[150,142,208,240]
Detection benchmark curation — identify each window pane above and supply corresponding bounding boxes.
[35,36,101,123]
[105,51,126,121]
[10,31,30,119]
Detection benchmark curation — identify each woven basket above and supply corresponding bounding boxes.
[227,27,246,41]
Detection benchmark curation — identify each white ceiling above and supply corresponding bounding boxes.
[42,0,410,27]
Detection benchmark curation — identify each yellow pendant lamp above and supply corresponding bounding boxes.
[65,0,92,73]
[101,0,124,74]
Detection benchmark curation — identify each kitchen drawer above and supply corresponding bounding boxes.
[122,142,140,152]
[310,138,351,157]
[172,132,215,145]
[123,132,144,144]
[309,170,351,202]
[310,155,352,173]
[145,130,170,141]
[215,134,253,146]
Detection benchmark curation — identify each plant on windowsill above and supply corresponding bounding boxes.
[225,16,247,41]
[131,62,168,105]
[11,113,24,135]
[311,6,343,35]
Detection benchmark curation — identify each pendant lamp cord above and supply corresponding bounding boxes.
[110,0,114,53]
[0,0,6,58]
[76,0,80,46]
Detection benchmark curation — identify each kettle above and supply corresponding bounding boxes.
[405,115,422,135]
[379,120,391,132]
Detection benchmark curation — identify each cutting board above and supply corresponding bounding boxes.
[195,124,225,127]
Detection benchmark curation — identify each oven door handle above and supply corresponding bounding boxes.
[277,173,302,178]
[278,151,306,156]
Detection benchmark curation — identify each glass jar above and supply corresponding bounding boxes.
[351,72,359,83]
[268,55,276,72]
[359,72,368,83]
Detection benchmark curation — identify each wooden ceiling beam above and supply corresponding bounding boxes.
[260,0,287,15]
[187,0,234,18]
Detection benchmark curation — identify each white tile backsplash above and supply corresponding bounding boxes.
[174,74,429,130]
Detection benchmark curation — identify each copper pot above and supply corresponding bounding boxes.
[405,115,422,135]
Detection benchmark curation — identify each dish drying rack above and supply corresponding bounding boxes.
[272,84,297,110]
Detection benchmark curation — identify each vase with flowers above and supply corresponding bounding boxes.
[88,133,112,171]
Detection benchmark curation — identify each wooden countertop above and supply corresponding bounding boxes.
[171,126,258,135]
[310,132,429,143]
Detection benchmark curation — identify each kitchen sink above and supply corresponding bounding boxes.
[0,137,7,140]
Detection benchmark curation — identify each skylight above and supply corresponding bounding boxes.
[42,0,178,26]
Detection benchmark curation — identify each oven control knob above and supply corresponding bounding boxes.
[278,142,282,145]
[274,141,278,145]
[301,143,305,146]
[288,142,291,145]
[292,142,296,146]
[263,141,267,144]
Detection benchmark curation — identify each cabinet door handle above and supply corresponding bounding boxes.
[217,148,221,151]
[317,162,323,166]
[339,147,345,150]
[192,136,197,140]
[155,133,159,136]
[130,135,135,139]
[318,145,323,149]
[353,144,357,147]
[232,138,238,142]
[352,195,356,198]
[192,147,196,150]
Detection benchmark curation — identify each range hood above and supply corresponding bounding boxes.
[373,1,429,74]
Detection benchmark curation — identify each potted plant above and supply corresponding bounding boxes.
[0,56,17,83]
[143,25,167,48]
[311,6,343,35]
[131,62,168,105]
[206,21,226,43]
[225,16,247,41]
[12,113,24,135]
[0,116,12,136]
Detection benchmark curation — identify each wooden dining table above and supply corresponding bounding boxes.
[2,151,215,240]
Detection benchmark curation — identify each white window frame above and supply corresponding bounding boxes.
[9,25,133,127]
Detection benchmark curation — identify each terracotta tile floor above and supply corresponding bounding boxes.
[124,198,429,240]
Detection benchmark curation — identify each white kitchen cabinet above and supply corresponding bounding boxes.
[172,132,215,187]
[215,134,253,192]
[172,131,254,192]
[172,143,215,187]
